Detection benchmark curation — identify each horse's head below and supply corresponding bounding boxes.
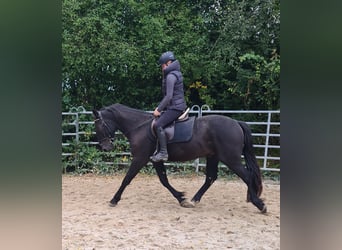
[93,109,115,151]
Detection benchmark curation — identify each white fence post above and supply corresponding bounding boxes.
[263,112,271,169]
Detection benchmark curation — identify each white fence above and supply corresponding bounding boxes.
[62,106,280,172]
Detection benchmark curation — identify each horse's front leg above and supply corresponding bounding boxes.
[109,158,146,206]
[153,162,194,208]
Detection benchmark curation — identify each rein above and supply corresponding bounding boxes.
[125,116,154,136]
[95,111,154,141]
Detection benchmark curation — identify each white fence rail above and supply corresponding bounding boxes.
[62,106,280,172]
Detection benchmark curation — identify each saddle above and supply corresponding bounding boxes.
[151,108,195,144]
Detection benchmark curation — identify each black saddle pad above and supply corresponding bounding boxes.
[167,116,195,143]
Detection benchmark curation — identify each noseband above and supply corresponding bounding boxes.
[94,112,115,143]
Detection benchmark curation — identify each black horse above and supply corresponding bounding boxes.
[93,103,266,213]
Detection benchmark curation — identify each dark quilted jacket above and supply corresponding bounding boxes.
[157,60,187,112]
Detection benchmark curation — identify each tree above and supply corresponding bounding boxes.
[197,0,280,109]
[62,0,280,111]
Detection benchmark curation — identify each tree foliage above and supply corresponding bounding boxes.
[62,0,280,111]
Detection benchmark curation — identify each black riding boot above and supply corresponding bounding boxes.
[150,127,168,162]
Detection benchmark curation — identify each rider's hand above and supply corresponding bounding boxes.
[153,107,161,117]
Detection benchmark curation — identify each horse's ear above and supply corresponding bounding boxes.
[93,110,100,119]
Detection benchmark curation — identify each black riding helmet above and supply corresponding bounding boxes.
[158,51,175,65]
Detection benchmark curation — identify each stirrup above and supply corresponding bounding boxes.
[150,152,168,162]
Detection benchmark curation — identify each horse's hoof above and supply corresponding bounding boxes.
[261,205,267,214]
[191,199,200,205]
[109,201,117,207]
[180,199,195,208]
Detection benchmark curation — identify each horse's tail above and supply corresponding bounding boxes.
[238,121,263,197]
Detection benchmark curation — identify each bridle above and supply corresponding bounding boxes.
[94,112,115,144]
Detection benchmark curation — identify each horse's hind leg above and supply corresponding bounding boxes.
[191,156,219,204]
[226,160,266,213]
[153,162,188,206]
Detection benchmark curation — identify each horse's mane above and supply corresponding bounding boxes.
[102,103,151,119]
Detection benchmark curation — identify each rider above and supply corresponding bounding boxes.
[150,51,187,162]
